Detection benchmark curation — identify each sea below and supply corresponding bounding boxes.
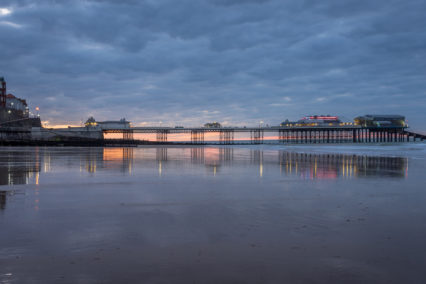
[1,143,426,283]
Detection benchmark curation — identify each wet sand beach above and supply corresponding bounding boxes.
[1,144,426,283]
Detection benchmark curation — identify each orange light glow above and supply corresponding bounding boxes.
[103,148,126,161]
[43,124,82,129]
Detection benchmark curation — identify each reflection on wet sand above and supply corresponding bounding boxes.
[156,148,168,161]
[191,148,204,163]
[0,191,6,210]
[135,148,407,179]
[82,148,134,174]
[0,147,408,188]
[103,147,133,174]
[279,152,408,179]
[0,147,413,209]
[0,145,422,283]
[0,148,41,186]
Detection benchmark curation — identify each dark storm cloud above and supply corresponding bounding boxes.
[0,0,425,129]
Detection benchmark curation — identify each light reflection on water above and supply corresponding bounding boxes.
[0,146,410,212]
[0,145,425,283]
[0,146,409,188]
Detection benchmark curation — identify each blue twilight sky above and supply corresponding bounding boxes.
[0,0,425,130]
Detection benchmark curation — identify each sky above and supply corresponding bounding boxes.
[0,0,425,130]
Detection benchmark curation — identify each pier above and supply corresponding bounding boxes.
[103,126,425,144]
[1,111,425,145]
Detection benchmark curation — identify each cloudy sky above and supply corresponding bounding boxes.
[0,0,425,130]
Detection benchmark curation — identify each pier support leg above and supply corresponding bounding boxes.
[219,130,234,145]
[191,131,204,144]
[156,130,168,142]
[123,130,134,140]
[251,130,264,144]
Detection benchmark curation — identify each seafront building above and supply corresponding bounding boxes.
[204,122,222,128]
[281,115,353,127]
[85,117,131,130]
[280,114,406,128]
[0,77,41,128]
[354,115,407,127]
